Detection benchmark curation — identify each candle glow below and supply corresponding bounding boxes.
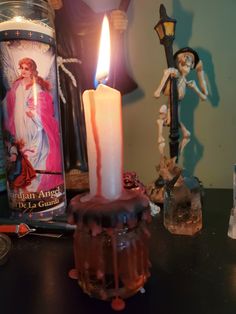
[13,16,24,22]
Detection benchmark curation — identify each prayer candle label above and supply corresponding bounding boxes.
[0,22,66,219]
[0,109,6,192]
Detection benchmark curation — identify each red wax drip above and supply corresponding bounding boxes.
[119,94,124,190]
[90,97,102,195]
[111,297,125,311]
[111,231,119,294]
[68,268,78,280]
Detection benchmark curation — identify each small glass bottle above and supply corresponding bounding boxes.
[0,0,66,220]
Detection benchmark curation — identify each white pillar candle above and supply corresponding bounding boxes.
[82,16,123,200]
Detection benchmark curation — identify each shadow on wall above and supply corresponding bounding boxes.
[173,0,219,175]
[123,0,145,106]
[123,88,145,106]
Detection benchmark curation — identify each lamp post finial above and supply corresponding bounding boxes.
[160,4,167,19]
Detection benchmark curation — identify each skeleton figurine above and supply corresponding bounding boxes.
[154,47,208,155]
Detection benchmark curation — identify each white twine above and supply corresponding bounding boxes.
[57,56,82,104]
[149,201,160,216]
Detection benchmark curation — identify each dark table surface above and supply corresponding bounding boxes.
[0,189,236,314]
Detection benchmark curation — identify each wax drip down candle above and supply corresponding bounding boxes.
[68,16,152,311]
[0,0,66,220]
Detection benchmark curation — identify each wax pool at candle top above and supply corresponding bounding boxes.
[0,18,54,37]
[68,189,152,240]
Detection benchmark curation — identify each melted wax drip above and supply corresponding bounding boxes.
[111,230,125,309]
[90,96,102,196]
[111,297,125,311]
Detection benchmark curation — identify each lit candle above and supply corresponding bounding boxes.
[0,4,66,220]
[82,15,123,200]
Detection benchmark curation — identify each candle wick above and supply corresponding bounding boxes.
[98,77,107,85]
[96,72,108,86]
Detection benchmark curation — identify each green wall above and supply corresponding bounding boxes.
[86,0,236,189]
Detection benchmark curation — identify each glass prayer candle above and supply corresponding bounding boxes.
[0,0,66,220]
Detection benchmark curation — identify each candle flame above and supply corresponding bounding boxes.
[95,15,110,85]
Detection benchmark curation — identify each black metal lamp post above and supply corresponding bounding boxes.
[154,4,179,159]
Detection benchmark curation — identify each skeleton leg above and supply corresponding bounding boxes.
[179,138,190,154]
[157,104,168,155]
[157,118,165,155]
[180,122,191,138]
[179,122,191,154]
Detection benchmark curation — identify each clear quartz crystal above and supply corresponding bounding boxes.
[163,177,202,236]
[228,164,236,239]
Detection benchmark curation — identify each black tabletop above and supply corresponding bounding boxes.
[0,189,236,314]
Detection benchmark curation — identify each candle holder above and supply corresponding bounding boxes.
[68,189,151,311]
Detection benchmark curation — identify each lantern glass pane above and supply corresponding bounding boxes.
[164,22,174,36]
[156,24,164,40]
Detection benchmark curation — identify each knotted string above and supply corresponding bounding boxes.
[57,56,82,104]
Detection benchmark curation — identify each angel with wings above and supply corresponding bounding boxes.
[2,50,63,191]
[154,47,208,155]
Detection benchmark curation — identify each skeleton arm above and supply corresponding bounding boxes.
[186,79,207,101]
[187,60,208,101]
[195,60,208,97]
[154,68,179,98]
